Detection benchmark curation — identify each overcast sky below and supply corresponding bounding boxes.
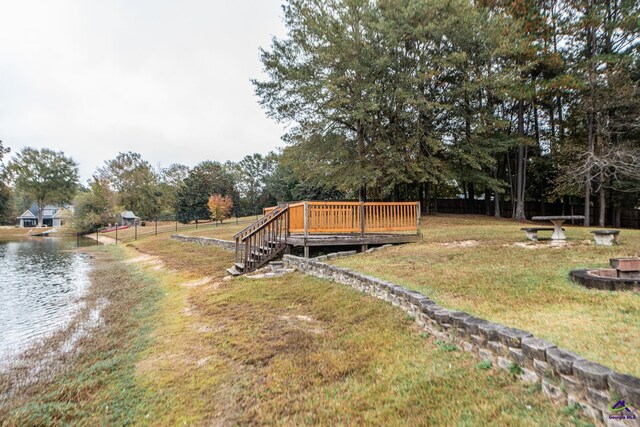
[0,1,287,182]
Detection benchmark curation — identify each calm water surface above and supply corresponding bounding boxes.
[0,237,93,364]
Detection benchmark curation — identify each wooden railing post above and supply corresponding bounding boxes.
[286,207,290,237]
[416,202,421,234]
[304,201,309,238]
[360,202,365,237]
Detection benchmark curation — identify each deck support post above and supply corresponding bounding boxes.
[361,244,368,252]
[304,246,309,258]
[416,202,421,234]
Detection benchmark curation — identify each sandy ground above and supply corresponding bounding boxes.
[84,233,118,245]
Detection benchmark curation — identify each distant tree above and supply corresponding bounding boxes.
[158,163,189,219]
[264,154,296,203]
[160,163,189,187]
[0,141,13,224]
[96,152,160,220]
[233,153,276,215]
[207,194,233,222]
[175,161,237,223]
[72,178,119,232]
[0,140,9,164]
[0,184,13,224]
[10,188,32,218]
[6,147,79,226]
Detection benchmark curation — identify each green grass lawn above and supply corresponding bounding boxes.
[332,214,640,377]
[1,235,591,425]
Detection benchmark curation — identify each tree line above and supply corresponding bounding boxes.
[253,0,640,226]
[0,146,342,231]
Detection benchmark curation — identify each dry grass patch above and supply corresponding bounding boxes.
[0,228,33,236]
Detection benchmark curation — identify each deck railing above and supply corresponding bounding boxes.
[264,201,420,235]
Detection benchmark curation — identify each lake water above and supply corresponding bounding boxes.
[0,237,93,365]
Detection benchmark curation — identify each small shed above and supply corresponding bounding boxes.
[118,211,140,226]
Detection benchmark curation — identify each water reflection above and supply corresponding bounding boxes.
[0,237,93,364]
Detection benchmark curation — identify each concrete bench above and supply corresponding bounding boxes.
[591,229,620,246]
[520,227,562,242]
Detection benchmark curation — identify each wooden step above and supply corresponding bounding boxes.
[234,262,245,271]
[226,267,242,276]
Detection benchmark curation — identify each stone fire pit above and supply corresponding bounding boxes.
[570,257,640,292]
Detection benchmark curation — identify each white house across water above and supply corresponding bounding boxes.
[17,204,73,228]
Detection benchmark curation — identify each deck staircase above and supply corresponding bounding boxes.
[226,205,289,276]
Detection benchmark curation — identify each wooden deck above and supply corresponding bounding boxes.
[266,201,421,257]
[230,201,422,275]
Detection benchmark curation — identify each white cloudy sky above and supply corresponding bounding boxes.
[0,1,287,182]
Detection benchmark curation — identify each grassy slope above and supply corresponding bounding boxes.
[176,220,250,241]
[333,214,640,377]
[129,238,590,425]
[1,235,590,425]
[98,216,255,242]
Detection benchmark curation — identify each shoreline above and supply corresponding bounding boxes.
[0,238,94,371]
[0,246,159,423]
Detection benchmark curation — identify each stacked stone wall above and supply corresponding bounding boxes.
[170,234,235,251]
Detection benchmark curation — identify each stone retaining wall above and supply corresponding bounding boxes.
[283,254,640,426]
[170,234,235,251]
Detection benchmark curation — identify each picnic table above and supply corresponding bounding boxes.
[531,215,585,244]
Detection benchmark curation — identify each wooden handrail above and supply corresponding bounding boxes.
[234,206,282,239]
[306,201,418,206]
[242,207,288,241]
